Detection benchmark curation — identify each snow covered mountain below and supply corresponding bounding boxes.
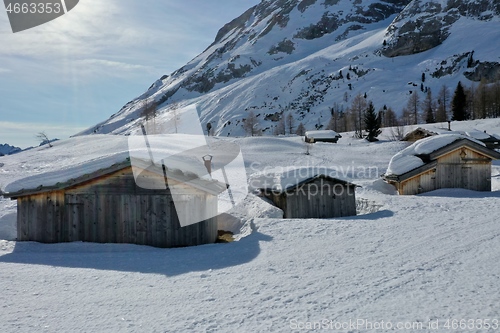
[0,144,21,156]
[78,0,500,137]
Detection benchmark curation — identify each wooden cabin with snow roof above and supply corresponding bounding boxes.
[259,171,358,218]
[384,135,500,195]
[304,130,342,143]
[3,157,225,248]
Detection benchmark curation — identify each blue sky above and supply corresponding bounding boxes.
[0,0,260,148]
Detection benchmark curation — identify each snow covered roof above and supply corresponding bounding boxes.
[402,127,437,141]
[465,130,490,140]
[1,134,225,196]
[385,134,492,177]
[304,130,341,139]
[250,167,357,193]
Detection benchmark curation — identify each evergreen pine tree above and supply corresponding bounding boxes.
[273,117,285,135]
[452,81,468,121]
[364,102,381,142]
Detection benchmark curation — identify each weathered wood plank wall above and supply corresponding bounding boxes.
[16,166,218,248]
[400,147,493,195]
[266,178,357,219]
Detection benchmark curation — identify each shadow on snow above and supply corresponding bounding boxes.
[418,189,500,199]
[0,231,273,277]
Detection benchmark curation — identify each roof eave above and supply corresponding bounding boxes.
[428,139,500,161]
[386,160,439,183]
[3,160,132,199]
[260,175,359,195]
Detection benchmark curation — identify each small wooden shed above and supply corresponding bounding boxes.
[260,174,357,218]
[305,130,342,143]
[402,127,437,142]
[3,159,225,248]
[465,130,500,150]
[384,135,500,195]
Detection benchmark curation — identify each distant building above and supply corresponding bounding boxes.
[259,170,357,218]
[384,135,500,195]
[402,127,437,142]
[465,130,500,150]
[305,130,342,143]
[402,127,500,150]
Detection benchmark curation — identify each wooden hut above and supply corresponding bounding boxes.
[465,130,500,150]
[260,174,357,218]
[3,159,225,248]
[305,130,342,143]
[384,135,500,195]
[402,127,437,142]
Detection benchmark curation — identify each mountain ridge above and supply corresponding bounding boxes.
[78,0,500,137]
[0,144,21,156]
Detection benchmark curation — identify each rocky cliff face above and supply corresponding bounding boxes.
[165,0,410,96]
[383,0,500,57]
[79,0,500,137]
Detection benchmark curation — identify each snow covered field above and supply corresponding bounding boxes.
[1,119,500,332]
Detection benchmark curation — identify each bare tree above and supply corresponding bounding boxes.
[326,103,344,132]
[475,79,489,119]
[436,84,450,122]
[406,91,420,124]
[400,107,413,126]
[389,122,407,141]
[383,107,398,128]
[465,83,476,120]
[141,98,158,133]
[286,112,294,135]
[349,94,367,138]
[296,122,306,136]
[36,132,53,147]
[274,117,285,136]
[243,111,261,136]
[160,102,181,134]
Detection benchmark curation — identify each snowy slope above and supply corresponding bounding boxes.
[1,118,500,331]
[77,0,500,140]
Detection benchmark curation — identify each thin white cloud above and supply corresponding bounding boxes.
[74,59,156,78]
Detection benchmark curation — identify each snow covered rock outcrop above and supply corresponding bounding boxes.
[383,0,500,57]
